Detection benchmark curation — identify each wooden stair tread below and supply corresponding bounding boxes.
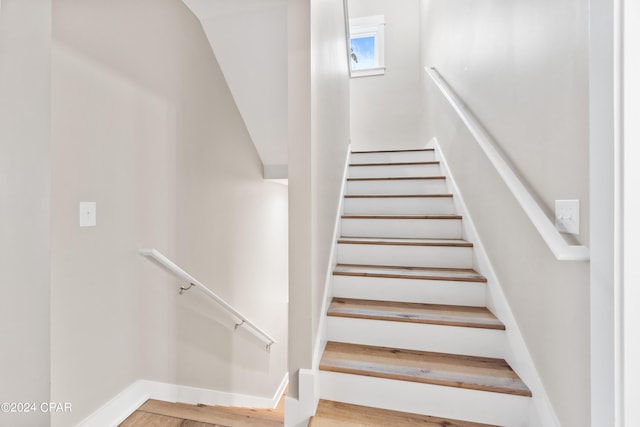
[334,264,487,282]
[135,399,283,427]
[344,194,453,199]
[344,194,453,198]
[347,176,446,181]
[320,342,531,397]
[352,148,435,154]
[309,400,501,427]
[342,214,462,220]
[338,237,473,247]
[328,297,504,330]
[349,161,440,167]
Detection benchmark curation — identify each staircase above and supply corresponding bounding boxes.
[310,148,532,427]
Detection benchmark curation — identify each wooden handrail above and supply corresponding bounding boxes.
[426,67,589,261]
[140,248,276,348]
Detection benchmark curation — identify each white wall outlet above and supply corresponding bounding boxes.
[555,199,579,235]
[79,202,96,227]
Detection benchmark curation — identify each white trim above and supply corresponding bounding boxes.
[349,15,385,27]
[77,374,289,427]
[349,15,385,78]
[622,0,640,424]
[426,67,590,262]
[312,145,351,370]
[432,138,561,427]
[350,67,386,78]
[588,0,619,423]
[284,369,317,427]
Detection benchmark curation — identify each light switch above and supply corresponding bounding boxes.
[555,200,579,235]
[79,202,96,227]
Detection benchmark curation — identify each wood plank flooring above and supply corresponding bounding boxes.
[308,400,501,427]
[319,342,531,397]
[119,396,284,427]
[328,297,505,330]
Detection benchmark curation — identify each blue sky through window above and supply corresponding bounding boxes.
[351,36,375,70]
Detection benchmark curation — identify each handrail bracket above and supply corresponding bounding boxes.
[179,282,195,295]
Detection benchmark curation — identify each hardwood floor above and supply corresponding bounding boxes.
[119,394,284,427]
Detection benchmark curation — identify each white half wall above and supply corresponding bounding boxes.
[288,0,350,403]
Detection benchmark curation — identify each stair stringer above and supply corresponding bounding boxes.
[430,137,561,427]
[284,146,351,427]
[313,146,352,370]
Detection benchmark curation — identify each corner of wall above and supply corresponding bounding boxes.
[284,369,319,427]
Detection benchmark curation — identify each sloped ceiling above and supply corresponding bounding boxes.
[183,0,288,178]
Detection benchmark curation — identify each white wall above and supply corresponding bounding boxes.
[420,0,590,426]
[348,0,422,151]
[288,0,350,398]
[51,42,179,427]
[51,0,288,424]
[0,1,52,426]
[183,0,289,175]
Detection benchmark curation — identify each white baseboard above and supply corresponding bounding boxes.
[77,373,289,427]
[432,137,560,427]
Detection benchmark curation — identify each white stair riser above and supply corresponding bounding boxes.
[341,217,462,239]
[326,317,505,358]
[351,151,436,164]
[349,164,442,178]
[343,197,455,215]
[319,372,530,427]
[332,275,486,306]
[337,243,474,269]
[347,179,447,195]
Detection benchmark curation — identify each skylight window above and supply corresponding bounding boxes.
[349,15,385,78]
